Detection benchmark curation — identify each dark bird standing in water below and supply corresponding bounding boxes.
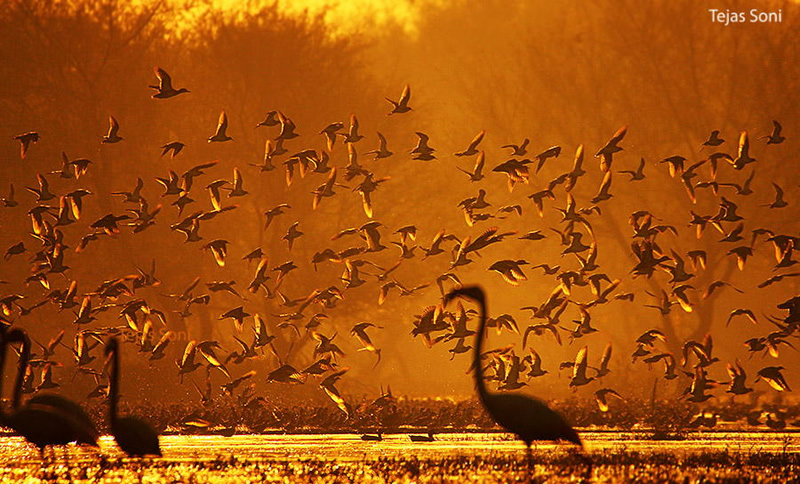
[444,286,581,477]
[106,338,161,456]
[1,329,98,457]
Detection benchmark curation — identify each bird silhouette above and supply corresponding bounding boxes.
[701,130,725,149]
[105,337,161,456]
[454,130,485,157]
[501,138,529,156]
[102,115,123,143]
[761,120,785,144]
[386,84,412,115]
[208,110,232,142]
[364,132,393,160]
[444,286,581,475]
[14,131,39,159]
[150,67,190,99]
[1,329,98,457]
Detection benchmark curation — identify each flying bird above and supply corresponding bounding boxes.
[364,132,393,160]
[102,115,123,143]
[150,67,189,99]
[454,130,485,157]
[595,125,627,160]
[386,84,412,115]
[731,131,756,170]
[501,138,529,156]
[160,141,185,158]
[208,110,232,142]
[14,132,39,159]
[761,120,785,144]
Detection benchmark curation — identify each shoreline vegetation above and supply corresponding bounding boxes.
[0,395,791,436]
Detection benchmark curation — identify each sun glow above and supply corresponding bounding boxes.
[184,0,435,37]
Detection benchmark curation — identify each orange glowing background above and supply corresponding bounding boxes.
[1,0,799,413]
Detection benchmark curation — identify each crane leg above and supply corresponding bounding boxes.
[525,443,532,484]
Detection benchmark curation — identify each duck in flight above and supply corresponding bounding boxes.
[208,110,232,142]
[150,67,190,99]
[386,84,412,115]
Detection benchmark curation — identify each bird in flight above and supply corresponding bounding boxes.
[761,120,785,144]
[501,138,529,156]
[102,115,123,144]
[160,141,185,158]
[150,67,190,99]
[386,84,412,115]
[14,132,39,159]
[208,110,232,142]
[454,130,485,157]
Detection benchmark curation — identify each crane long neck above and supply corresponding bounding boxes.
[12,333,30,411]
[473,295,491,406]
[108,342,119,426]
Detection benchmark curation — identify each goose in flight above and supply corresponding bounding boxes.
[319,122,344,151]
[386,84,412,114]
[454,130,485,157]
[731,131,756,170]
[14,132,39,159]
[208,110,232,142]
[340,114,363,143]
[102,115,123,143]
[594,388,624,412]
[701,130,725,149]
[411,132,436,160]
[595,125,627,159]
[457,151,485,182]
[276,112,299,140]
[150,67,189,98]
[501,138,529,156]
[160,141,185,158]
[364,132,393,160]
[761,120,785,144]
[257,110,280,127]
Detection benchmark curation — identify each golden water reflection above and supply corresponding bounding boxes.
[0,432,796,464]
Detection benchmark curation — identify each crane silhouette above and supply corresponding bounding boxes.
[106,337,162,457]
[0,328,98,458]
[444,286,582,478]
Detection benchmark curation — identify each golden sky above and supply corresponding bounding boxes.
[199,0,437,37]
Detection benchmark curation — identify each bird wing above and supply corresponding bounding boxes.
[573,346,588,378]
[154,67,173,90]
[182,340,198,366]
[399,84,411,105]
[738,131,749,157]
[108,115,119,137]
[215,110,228,136]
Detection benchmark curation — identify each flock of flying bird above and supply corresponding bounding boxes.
[1,65,799,457]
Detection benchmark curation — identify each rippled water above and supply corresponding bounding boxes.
[0,432,797,482]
